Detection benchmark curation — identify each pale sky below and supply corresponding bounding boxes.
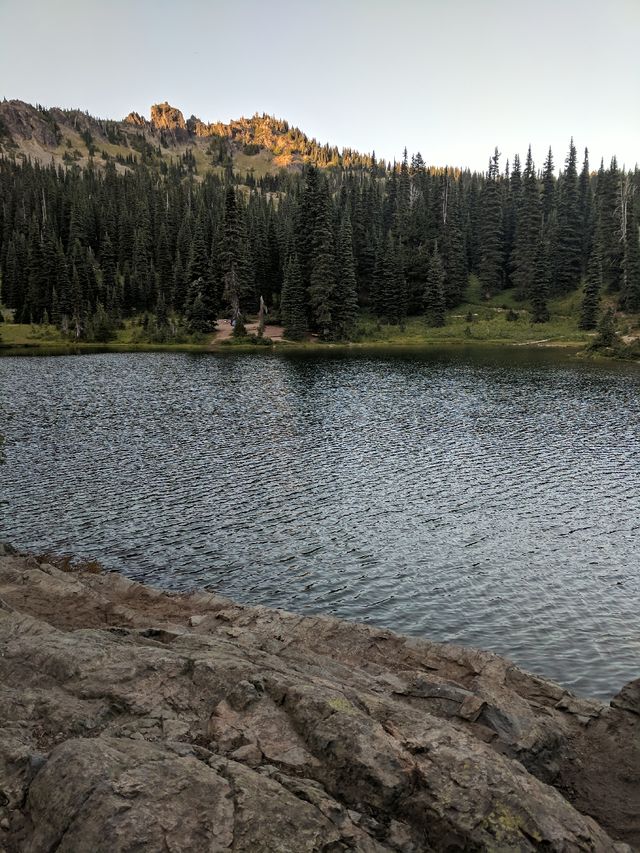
[0,0,638,172]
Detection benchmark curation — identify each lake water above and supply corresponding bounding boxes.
[1,347,639,699]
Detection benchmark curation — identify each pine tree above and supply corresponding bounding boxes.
[371,232,407,324]
[155,290,169,328]
[478,149,504,294]
[100,233,117,294]
[155,222,173,298]
[188,216,218,323]
[308,182,336,338]
[54,241,71,323]
[596,158,623,291]
[382,167,398,235]
[555,139,582,293]
[297,166,321,288]
[395,147,411,241]
[280,254,307,340]
[531,236,551,323]
[541,147,555,227]
[441,182,468,306]
[511,146,540,300]
[266,213,282,300]
[186,291,212,335]
[503,154,521,288]
[2,239,20,313]
[172,250,188,312]
[578,148,593,273]
[70,264,84,339]
[222,187,250,322]
[333,211,359,340]
[595,306,616,347]
[23,222,45,322]
[86,302,116,342]
[188,216,209,282]
[131,227,153,312]
[465,174,481,273]
[620,194,640,311]
[580,251,602,329]
[423,242,446,327]
[251,210,270,303]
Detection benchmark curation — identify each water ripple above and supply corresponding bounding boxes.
[1,348,639,698]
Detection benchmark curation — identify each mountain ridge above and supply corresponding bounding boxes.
[0,98,378,176]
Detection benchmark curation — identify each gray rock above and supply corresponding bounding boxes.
[611,679,640,716]
[0,550,637,852]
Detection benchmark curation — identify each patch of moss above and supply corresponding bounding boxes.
[328,696,357,715]
[481,803,542,848]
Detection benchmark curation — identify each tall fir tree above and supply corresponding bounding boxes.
[578,148,594,274]
[280,254,308,340]
[580,250,602,329]
[541,147,556,227]
[297,166,321,288]
[371,232,407,324]
[333,211,359,340]
[531,235,551,323]
[554,139,582,293]
[620,191,640,311]
[308,181,336,338]
[503,154,522,288]
[596,157,624,292]
[465,174,481,273]
[222,186,250,322]
[478,148,504,294]
[441,182,468,306]
[511,146,540,300]
[423,242,446,327]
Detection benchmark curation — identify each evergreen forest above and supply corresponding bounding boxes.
[1,140,639,345]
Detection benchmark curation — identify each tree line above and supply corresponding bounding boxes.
[0,141,638,342]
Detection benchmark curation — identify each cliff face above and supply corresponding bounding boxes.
[0,545,638,852]
[0,100,62,148]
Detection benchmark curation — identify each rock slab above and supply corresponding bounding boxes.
[0,549,638,852]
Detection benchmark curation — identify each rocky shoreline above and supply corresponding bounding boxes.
[0,545,638,852]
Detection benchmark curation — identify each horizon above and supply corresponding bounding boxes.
[1,0,638,173]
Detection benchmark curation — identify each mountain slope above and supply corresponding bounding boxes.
[0,99,376,176]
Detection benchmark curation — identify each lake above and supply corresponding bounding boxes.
[1,346,639,699]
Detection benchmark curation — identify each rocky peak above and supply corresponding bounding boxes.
[123,110,146,127]
[187,114,213,137]
[150,102,186,131]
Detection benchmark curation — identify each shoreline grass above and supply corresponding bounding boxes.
[2,278,638,362]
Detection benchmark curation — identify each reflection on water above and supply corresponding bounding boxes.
[1,347,639,698]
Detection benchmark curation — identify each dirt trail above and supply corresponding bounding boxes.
[212,318,284,342]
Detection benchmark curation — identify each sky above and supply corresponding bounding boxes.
[0,0,638,173]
